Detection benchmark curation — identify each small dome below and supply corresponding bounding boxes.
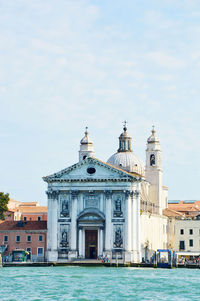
[147,126,159,143]
[107,152,145,176]
[80,127,93,144]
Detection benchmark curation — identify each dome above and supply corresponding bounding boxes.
[107,151,145,176]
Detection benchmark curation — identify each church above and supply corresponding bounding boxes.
[43,124,168,263]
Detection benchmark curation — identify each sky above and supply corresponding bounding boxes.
[0,0,200,205]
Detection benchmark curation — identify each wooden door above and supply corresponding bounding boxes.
[85,230,98,259]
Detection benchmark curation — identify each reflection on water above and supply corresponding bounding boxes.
[0,266,199,300]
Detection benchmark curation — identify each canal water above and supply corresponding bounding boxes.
[0,266,199,300]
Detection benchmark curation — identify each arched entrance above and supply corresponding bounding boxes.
[77,209,105,259]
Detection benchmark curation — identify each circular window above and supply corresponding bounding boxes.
[87,167,96,175]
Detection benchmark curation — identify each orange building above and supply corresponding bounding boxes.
[0,221,47,262]
[6,200,47,222]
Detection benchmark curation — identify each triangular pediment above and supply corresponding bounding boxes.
[43,157,141,183]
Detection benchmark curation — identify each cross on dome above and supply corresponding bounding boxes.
[123,120,128,131]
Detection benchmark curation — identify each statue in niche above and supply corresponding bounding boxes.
[114,227,123,248]
[114,196,123,217]
[60,229,69,248]
[150,154,155,166]
[61,199,69,217]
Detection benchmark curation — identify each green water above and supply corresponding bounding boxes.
[0,266,199,300]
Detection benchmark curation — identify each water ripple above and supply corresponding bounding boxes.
[0,267,200,300]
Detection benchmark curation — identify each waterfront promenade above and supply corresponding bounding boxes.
[0,266,199,300]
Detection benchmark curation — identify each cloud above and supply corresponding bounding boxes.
[146,51,186,69]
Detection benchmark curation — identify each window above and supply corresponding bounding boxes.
[16,235,20,242]
[27,235,31,242]
[189,239,193,247]
[38,235,43,242]
[37,216,41,221]
[27,247,31,252]
[180,229,184,235]
[87,167,96,175]
[179,241,185,250]
[4,236,8,243]
[24,217,27,221]
[189,229,193,235]
[38,247,43,254]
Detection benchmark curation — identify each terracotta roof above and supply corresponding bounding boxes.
[168,201,200,213]
[0,221,47,230]
[19,202,39,207]
[163,208,184,218]
[14,206,47,213]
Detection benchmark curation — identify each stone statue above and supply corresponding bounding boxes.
[60,230,69,248]
[61,200,69,217]
[114,197,122,217]
[114,227,123,248]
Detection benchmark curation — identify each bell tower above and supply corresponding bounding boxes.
[79,127,95,162]
[145,126,164,214]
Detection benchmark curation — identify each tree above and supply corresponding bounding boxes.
[0,192,9,220]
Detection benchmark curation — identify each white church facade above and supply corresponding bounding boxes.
[43,125,168,263]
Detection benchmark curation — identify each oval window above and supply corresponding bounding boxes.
[87,167,96,174]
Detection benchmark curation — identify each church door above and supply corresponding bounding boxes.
[85,230,98,259]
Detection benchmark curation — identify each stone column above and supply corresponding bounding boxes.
[47,190,59,262]
[132,191,137,261]
[46,191,52,252]
[105,190,112,253]
[99,227,103,256]
[78,227,83,257]
[135,190,141,263]
[70,190,78,259]
[124,190,132,262]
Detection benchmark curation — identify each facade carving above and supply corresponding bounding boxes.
[113,194,123,217]
[60,194,70,218]
[113,225,123,248]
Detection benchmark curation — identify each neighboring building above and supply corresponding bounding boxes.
[168,201,200,218]
[167,201,200,258]
[0,221,47,262]
[43,125,168,263]
[6,200,47,222]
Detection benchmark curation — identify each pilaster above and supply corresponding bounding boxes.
[105,190,112,252]
[46,190,59,262]
[69,190,78,259]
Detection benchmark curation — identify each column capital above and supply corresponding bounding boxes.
[70,190,79,200]
[124,190,133,199]
[104,190,112,199]
[133,190,140,198]
[46,190,59,200]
